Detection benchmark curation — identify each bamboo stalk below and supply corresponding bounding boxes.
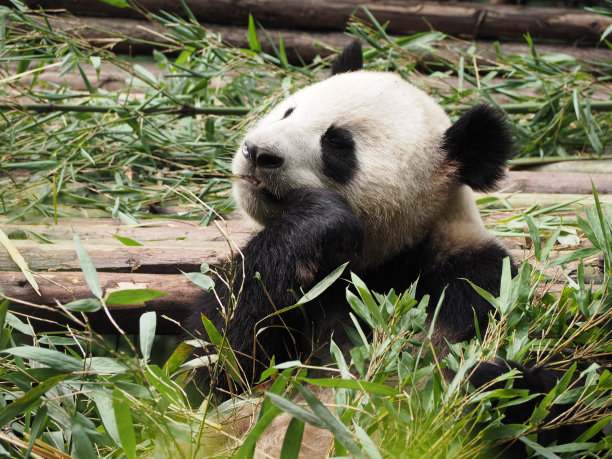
[3,100,612,116]
[0,103,252,116]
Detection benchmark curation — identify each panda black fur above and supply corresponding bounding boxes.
[186,41,587,450]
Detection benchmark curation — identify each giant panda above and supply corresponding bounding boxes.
[186,39,513,390]
[185,40,603,455]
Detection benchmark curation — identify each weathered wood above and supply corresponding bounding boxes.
[514,159,612,174]
[1,244,601,334]
[12,13,612,72]
[0,218,254,273]
[1,271,202,334]
[501,171,612,195]
[0,217,253,244]
[14,0,611,42]
[475,191,612,207]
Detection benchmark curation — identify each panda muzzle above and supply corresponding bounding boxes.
[238,175,267,189]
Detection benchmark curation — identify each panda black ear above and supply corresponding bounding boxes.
[331,39,363,75]
[443,105,514,192]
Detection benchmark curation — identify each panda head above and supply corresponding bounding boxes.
[233,40,513,264]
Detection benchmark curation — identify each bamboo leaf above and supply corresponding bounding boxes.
[109,233,143,246]
[247,14,262,52]
[112,389,137,459]
[0,374,67,428]
[301,377,400,396]
[70,419,97,459]
[280,417,304,459]
[0,228,39,295]
[63,298,102,312]
[96,0,130,6]
[3,346,82,373]
[72,229,102,299]
[106,289,166,306]
[139,311,156,362]
[181,270,215,291]
[25,404,48,458]
[297,385,365,458]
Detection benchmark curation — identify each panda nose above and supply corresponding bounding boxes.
[242,141,284,169]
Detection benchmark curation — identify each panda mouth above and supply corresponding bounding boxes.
[238,175,267,190]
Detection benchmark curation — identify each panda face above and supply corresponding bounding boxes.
[233,71,459,263]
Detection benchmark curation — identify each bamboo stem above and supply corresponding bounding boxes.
[0,103,251,116]
[2,100,612,116]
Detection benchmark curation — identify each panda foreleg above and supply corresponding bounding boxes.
[188,188,364,390]
[418,241,514,348]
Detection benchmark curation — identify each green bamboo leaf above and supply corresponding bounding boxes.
[0,299,8,345]
[278,32,288,67]
[70,419,97,459]
[85,357,128,374]
[280,417,304,459]
[3,346,82,373]
[106,289,166,306]
[518,436,561,459]
[247,14,261,52]
[234,403,282,457]
[351,272,385,326]
[96,0,130,6]
[112,389,137,459]
[72,229,102,299]
[354,423,382,459]
[523,213,541,260]
[547,247,600,267]
[63,298,101,312]
[0,228,39,295]
[540,226,563,262]
[301,377,400,396]
[139,311,156,362]
[88,389,121,444]
[109,233,143,246]
[0,374,67,428]
[23,229,54,244]
[266,392,325,429]
[163,342,194,375]
[200,314,242,383]
[181,270,214,291]
[25,405,48,458]
[297,385,365,458]
[1,160,60,171]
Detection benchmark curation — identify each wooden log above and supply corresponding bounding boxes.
[0,217,253,245]
[474,192,612,207]
[13,0,611,42]
[500,171,612,195]
[43,15,346,62]
[1,271,202,334]
[9,15,612,74]
[1,244,601,334]
[0,218,254,273]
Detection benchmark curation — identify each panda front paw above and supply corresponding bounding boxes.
[282,187,364,265]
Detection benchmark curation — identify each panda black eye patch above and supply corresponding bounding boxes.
[282,107,295,119]
[321,125,358,184]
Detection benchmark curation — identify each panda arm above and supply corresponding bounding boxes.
[419,242,514,344]
[188,188,364,388]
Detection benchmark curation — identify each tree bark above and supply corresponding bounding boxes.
[12,0,611,41]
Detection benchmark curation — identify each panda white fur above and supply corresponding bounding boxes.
[185,40,599,454]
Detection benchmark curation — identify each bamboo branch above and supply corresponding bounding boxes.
[0,103,251,116]
[2,100,612,116]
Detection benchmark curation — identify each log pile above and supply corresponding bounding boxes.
[2,1,610,63]
[0,171,608,335]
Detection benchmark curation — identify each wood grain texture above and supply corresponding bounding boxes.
[11,0,610,41]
